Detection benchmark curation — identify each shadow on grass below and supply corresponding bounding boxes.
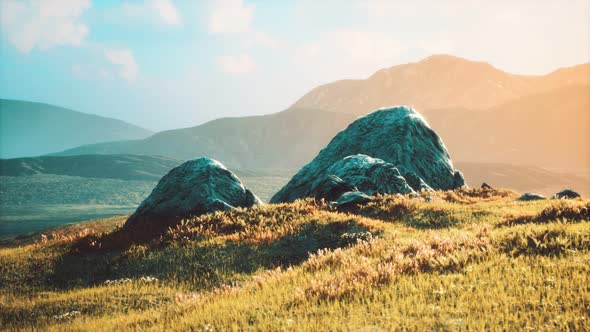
[48,219,373,291]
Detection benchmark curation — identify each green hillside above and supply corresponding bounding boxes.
[0,154,180,181]
[0,99,153,158]
[55,109,358,171]
[1,190,588,330]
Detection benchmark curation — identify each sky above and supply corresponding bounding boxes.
[0,0,589,131]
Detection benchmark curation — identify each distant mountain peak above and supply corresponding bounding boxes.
[292,54,589,115]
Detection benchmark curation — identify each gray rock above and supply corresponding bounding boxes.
[518,193,546,201]
[306,174,358,202]
[481,182,493,190]
[552,189,581,199]
[397,167,434,192]
[125,157,261,228]
[324,154,415,196]
[329,191,373,210]
[453,170,467,189]
[271,106,464,203]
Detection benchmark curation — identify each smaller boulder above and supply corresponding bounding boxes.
[481,182,494,190]
[324,155,415,195]
[518,193,546,201]
[125,157,262,230]
[552,189,581,199]
[329,191,372,211]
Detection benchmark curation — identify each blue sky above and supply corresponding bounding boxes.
[1,0,589,131]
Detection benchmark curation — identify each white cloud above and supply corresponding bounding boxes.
[119,0,182,26]
[295,30,404,79]
[71,63,115,81]
[151,0,182,25]
[105,49,139,83]
[208,0,254,34]
[217,54,256,74]
[243,31,284,49]
[419,39,455,56]
[0,0,90,53]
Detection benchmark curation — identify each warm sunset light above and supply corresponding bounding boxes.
[1,1,589,330]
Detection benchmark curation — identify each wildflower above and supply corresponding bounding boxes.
[53,310,81,320]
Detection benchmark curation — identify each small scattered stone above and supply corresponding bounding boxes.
[329,191,372,210]
[518,193,546,201]
[552,189,581,199]
[481,182,494,190]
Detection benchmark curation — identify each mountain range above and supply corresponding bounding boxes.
[0,99,153,158]
[55,109,358,171]
[53,55,590,174]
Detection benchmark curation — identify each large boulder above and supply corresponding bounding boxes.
[125,158,261,229]
[271,106,464,203]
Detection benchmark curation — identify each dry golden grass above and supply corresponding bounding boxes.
[1,190,589,331]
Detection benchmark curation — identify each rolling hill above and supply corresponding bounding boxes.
[0,154,180,181]
[0,99,153,158]
[55,109,358,172]
[455,161,590,197]
[423,85,590,169]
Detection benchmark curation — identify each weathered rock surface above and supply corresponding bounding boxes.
[552,189,581,199]
[306,175,358,202]
[324,155,415,195]
[271,106,464,203]
[329,191,373,210]
[518,193,546,201]
[125,158,261,228]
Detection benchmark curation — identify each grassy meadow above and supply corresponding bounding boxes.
[1,189,589,331]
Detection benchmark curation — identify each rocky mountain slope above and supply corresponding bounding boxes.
[291,54,590,116]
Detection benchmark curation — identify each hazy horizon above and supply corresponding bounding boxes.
[1,0,589,131]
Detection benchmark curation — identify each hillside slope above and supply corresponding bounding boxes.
[455,162,590,196]
[0,99,153,158]
[291,55,590,116]
[424,85,590,169]
[0,154,180,181]
[1,192,589,330]
[56,109,358,172]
